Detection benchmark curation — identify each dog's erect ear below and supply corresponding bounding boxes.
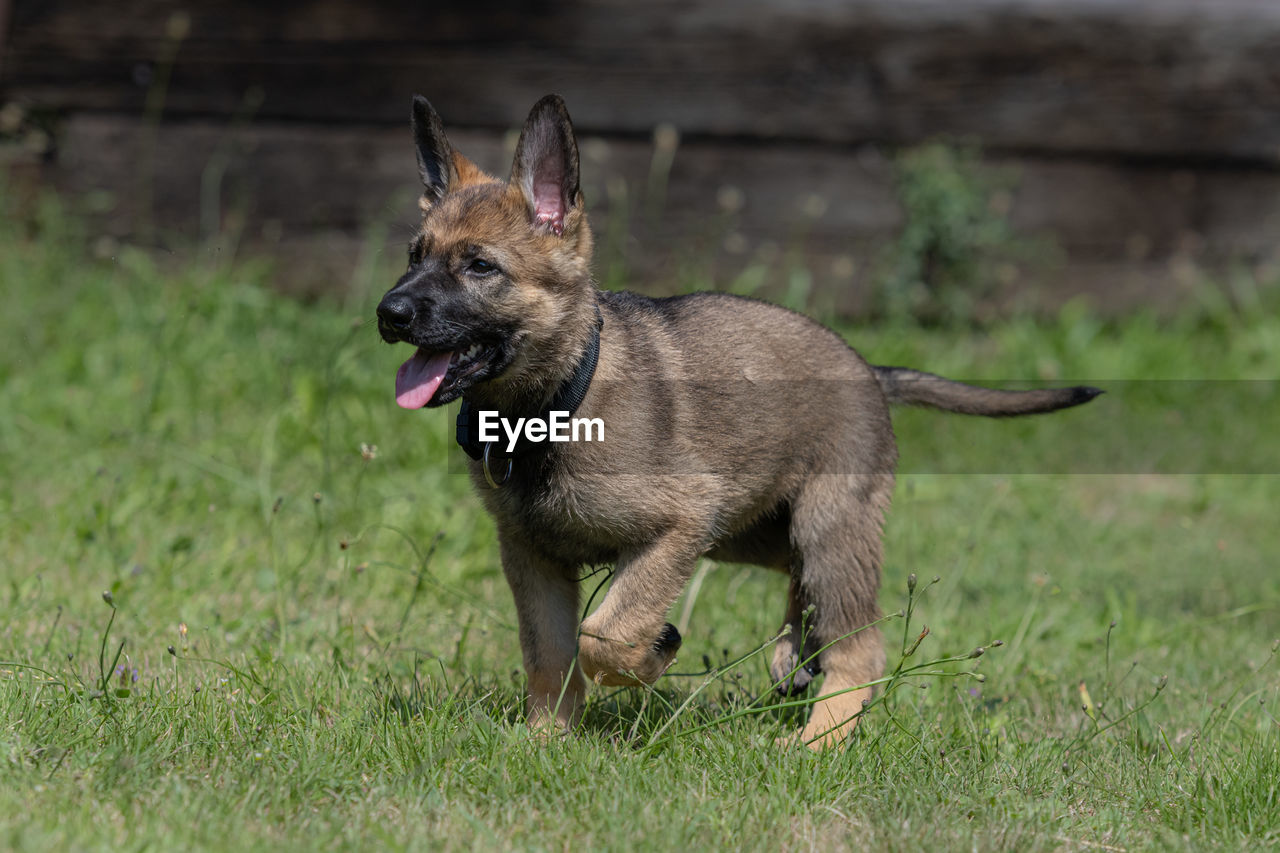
[510,95,581,236]
[411,95,456,204]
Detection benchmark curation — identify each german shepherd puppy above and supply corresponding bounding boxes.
[376,94,1100,748]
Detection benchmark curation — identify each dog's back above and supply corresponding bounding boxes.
[585,288,896,486]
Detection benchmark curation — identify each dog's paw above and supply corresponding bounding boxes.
[653,622,682,656]
[580,623,682,686]
[769,647,820,696]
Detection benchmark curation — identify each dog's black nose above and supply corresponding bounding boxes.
[377,295,415,332]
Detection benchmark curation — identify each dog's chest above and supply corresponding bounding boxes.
[476,465,637,564]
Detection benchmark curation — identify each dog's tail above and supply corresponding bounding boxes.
[872,365,1102,417]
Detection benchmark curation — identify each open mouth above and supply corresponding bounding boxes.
[395,342,494,409]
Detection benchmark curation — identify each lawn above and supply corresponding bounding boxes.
[1,201,1278,851]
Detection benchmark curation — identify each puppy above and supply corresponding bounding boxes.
[376,94,1100,747]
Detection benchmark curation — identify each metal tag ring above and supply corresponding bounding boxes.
[482,442,513,489]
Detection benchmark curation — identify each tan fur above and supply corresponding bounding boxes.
[378,95,1100,749]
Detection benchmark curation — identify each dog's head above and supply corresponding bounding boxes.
[377,95,596,409]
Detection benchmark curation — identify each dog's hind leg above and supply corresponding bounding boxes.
[499,534,586,734]
[788,471,893,749]
[769,575,823,696]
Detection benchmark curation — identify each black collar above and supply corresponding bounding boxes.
[455,304,603,462]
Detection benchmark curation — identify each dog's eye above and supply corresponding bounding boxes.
[467,258,499,276]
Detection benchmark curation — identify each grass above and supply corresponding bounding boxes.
[1,198,1279,851]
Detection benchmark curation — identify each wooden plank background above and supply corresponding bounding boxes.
[4,0,1280,312]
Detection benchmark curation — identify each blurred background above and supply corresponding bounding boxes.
[4,0,1279,320]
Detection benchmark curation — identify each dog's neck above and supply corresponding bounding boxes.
[456,299,603,462]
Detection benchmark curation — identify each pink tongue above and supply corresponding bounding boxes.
[395,348,453,409]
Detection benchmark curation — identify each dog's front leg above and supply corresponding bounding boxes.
[578,530,702,686]
[498,534,586,734]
